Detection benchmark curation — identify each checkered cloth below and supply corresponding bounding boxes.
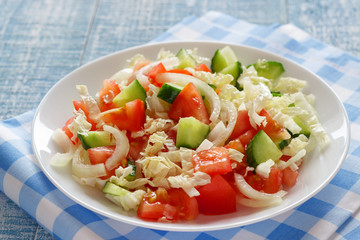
[1,11,359,239]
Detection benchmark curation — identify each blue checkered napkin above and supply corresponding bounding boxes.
[1,11,360,239]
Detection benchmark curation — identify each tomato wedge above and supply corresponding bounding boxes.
[229,110,253,140]
[168,82,210,124]
[282,167,299,187]
[147,63,167,87]
[196,174,236,215]
[62,116,76,143]
[262,168,283,194]
[137,188,198,221]
[259,109,290,141]
[88,145,126,180]
[73,100,97,130]
[99,99,145,132]
[98,79,121,112]
[192,147,232,176]
[195,63,212,73]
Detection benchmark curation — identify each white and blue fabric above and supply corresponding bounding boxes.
[1,11,359,239]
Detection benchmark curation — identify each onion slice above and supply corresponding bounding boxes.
[234,173,287,200]
[156,73,221,122]
[72,147,106,178]
[209,100,237,146]
[237,196,283,208]
[103,125,130,170]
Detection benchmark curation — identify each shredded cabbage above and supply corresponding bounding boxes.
[105,189,146,211]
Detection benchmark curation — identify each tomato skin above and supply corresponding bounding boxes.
[148,63,167,87]
[238,128,258,147]
[98,79,121,112]
[282,167,299,187]
[167,69,193,75]
[195,63,212,73]
[230,110,253,140]
[137,188,198,221]
[62,116,76,143]
[128,136,148,161]
[73,100,97,130]
[168,82,210,124]
[259,109,290,141]
[99,99,145,132]
[168,189,199,220]
[192,147,232,176]
[245,173,264,191]
[263,168,283,194]
[88,145,126,180]
[196,175,237,215]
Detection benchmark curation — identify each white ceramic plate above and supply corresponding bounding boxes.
[32,41,350,232]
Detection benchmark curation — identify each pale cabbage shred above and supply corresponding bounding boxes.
[51,48,330,212]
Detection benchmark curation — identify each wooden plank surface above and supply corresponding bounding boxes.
[0,0,359,239]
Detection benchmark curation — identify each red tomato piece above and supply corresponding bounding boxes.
[195,63,212,73]
[88,145,126,180]
[148,63,167,87]
[238,128,258,147]
[168,82,210,124]
[98,79,121,112]
[225,138,245,154]
[196,174,237,215]
[137,201,178,221]
[263,168,283,194]
[168,189,199,220]
[282,167,299,187]
[229,110,253,140]
[73,100,97,130]
[259,109,290,141]
[62,116,76,143]
[167,69,193,75]
[245,173,264,191]
[128,136,149,161]
[99,99,145,132]
[192,147,232,176]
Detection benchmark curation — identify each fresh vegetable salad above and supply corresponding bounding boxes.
[51,46,329,222]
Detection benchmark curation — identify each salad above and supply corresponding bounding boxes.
[51,46,329,222]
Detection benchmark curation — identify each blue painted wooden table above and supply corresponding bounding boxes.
[1,0,359,239]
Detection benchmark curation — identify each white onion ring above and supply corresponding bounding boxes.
[234,173,287,200]
[156,73,221,122]
[72,147,106,178]
[237,196,283,208]
[103,125,130,170]
[210,100,237,146]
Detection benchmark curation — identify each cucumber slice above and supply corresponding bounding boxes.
[125,160,136,181]
[157,83,183,103]
[176,117,210,149]
[211,46,238,73]
[246,130,283,168]
[249,60,285,80]
[102,181,130,196]
[293,116,311,138]
[220,61,243,86]
[78,131,112,150]
[112,79,146,107]
[175,48,197,69]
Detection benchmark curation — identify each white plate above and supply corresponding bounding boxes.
[32,41,350,232]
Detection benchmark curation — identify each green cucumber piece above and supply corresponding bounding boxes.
[293,116,311,138]
[176,117,210,149]
[220,61,242,86]
[175,48,197,69]
[78,131,112,150]
[157,83,183,103]
[102,181,130,196]
[246,130,283,168]
[249,61,285,80]
[211,46,238,73]
[112,79,146,107]
[125,160,136,181]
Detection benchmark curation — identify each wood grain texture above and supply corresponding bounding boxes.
[0,0,359,239]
